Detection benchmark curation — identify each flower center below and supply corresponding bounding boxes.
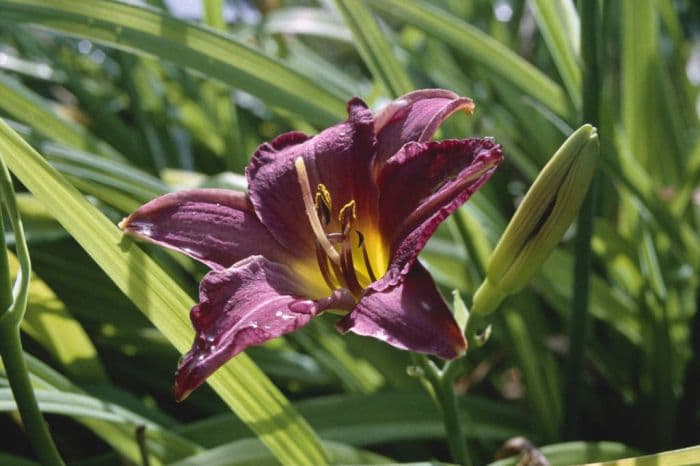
[295,157,377,299]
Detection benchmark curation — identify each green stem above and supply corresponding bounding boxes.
[415,356,472,466]
[0,160,64,465]
[0,217,12,320]
[0,324,65,466]
[564,0,600,438]
[438,379,471,466]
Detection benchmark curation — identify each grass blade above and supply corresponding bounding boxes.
[486,441,636,466]
[582,445,700,466]
[264,7,352,43]
[332,0,413,98]
[0,73,123,161]
[529,0,581,106]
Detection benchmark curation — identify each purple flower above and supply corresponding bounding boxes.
[121,89,503,400]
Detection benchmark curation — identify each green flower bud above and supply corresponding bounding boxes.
[472,124,599,317]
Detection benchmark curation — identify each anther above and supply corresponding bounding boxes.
[295,157,341,265]
[338,200,356,237]
[315,184,332,225]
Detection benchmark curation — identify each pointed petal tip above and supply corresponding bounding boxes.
[374,89,479,166]
[173,380,193,403]
[453,336,468,359]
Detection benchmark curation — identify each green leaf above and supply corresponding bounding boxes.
[0,453,40,466]
[529,0,581,106]
[332,0,413,98]
[291,319,384,394]
[370,0,572,119]
[264,7,352,43]
[0,73,124,161]
[451,290,469,335]
[485,441,637,466]
[1,0,347,126]
[165,439,390,466]
[8,251,108,383]
[502,304,560,442]
[579,445,700,466]
[0,119,328,465]
[0,355,201,465]
[180,391,527,448]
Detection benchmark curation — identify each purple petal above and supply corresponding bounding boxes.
[337,262,467,359]
[246,99,377,260]
[374,89,475,167]
[377,138,502,283]
[174,256,354,400]
[120,189,291,271]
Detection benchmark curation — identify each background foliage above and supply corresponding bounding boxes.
[0,0,699,465]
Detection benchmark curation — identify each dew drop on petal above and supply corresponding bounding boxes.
[288,300,315,314]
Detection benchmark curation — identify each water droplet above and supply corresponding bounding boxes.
[77,39,92,54]
[91,49,106,64]
[288,300,314,314]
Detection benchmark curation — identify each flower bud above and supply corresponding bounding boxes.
[472,124,599,317]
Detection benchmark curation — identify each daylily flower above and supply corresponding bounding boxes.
[121,89,503,400]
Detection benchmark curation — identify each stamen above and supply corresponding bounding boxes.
[315,241,338,290]
[338,200,356,237]
[340,240,363,297]
[315,184,332,225]
[356,231,378,283]
[295,157,341,265]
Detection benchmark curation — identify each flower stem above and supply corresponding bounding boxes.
[0,184,64,465]
[414,355,472,466]
[564,0,600,438]
[0,324,65,466]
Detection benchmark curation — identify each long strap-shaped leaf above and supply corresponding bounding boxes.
[332,0,413,98]
[529,0,581,107]
[0,0,346,127]
[369,0,573,119]
[0,120,329,465]
[0,73,125,161]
